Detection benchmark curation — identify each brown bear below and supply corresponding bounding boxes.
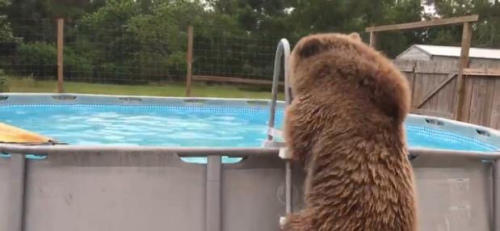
[281,32,418,231]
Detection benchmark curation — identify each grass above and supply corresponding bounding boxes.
[3,76,285,100]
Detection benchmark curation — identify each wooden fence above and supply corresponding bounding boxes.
[394,59,500,130]
[185,58,500,130]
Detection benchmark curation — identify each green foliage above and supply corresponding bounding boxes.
[63,47,93,80]
[0,0,499,85]
[13,42,91,80]
[126,0,207,71]
[377,0,424,57]
[0,69,9,92]
[0,15,15,42]
[0,78,8,92]
[14,42,57,78]
[0,0,17,43]
[431,0,500,48]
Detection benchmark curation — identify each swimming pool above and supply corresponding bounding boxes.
[0,93,500,231]
[0,93,498,163]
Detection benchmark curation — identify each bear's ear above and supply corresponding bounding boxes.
[348,32,361,41]
[297,38,322,58]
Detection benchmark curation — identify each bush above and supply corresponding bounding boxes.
[13,42,92,80]
[13,42,57,79]
[132,53,181,82]
[0,69,10,92]
[63,47,93,80]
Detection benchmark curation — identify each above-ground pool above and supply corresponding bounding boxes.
[0,93,499,163]
[1,93,500,231]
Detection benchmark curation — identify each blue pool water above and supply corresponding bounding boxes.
[0,104,497,153]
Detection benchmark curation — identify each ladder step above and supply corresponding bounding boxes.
[262,140,286,148]
[267,127,283,138]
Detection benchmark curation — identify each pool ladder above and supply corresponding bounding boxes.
[265,38,294,220]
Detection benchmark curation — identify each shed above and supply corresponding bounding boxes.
[396,44,500,67]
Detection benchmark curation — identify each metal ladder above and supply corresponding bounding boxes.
[265,38,294,216]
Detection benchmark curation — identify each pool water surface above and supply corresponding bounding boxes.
[0,104,497,152]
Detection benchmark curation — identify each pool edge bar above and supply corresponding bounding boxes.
[0,144,500,158]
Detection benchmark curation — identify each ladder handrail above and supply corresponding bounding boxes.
[268,39,291,141]
[267,38,294,218]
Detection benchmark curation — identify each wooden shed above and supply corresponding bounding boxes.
[397,44,500,66]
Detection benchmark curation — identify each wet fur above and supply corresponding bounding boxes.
[281,33,418,231]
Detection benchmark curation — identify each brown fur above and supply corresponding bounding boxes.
[281,33,418,231]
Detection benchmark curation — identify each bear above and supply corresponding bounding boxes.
[281,32,418,231]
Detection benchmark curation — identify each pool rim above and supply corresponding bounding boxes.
[0,92,498,155]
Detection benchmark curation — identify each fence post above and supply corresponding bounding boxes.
[410,61,417,105]
[453,22,472,121]
[57,18,64,93]
[185,26,194,97]
[369,31,377,48]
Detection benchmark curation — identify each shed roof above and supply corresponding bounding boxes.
[398,44,500,60]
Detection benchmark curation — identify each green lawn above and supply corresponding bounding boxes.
[4,77,284,100]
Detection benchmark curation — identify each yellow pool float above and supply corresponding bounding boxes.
[0,122,54,144]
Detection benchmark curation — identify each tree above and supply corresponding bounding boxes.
[430,0,500,48]
[127,0,209,81]
[4,0,493,84]
[376,0,424,57]
[73,0,141,82]
[287,0,423,58]
[0,0,16,42]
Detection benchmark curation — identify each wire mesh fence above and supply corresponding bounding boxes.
[62,22,188,84]
[0,18,287,95]
[0,18,57,81]
[192,28,280,80]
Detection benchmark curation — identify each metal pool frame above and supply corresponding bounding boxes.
[0,39,499,231]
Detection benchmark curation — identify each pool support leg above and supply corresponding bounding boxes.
[206,155,222,231]
[494,160,500,231]
[285,161,292,214]
[8,154,27,231]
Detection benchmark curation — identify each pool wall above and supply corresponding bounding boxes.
[0,93,499,231]
[1,146,499,231]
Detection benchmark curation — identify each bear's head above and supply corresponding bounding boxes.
[289,32,411,124]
